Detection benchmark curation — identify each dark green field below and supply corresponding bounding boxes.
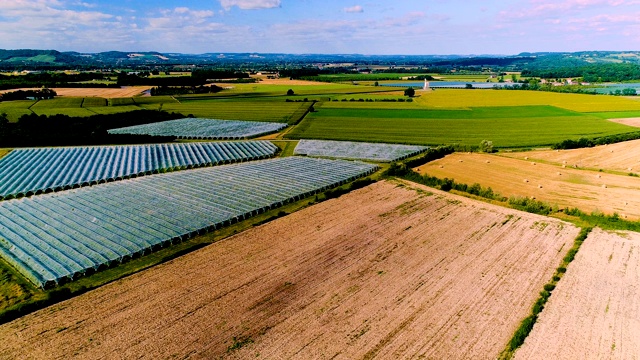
[286,105,638,147]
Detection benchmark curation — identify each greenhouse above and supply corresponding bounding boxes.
[0,157,378,288]
[107,118,288,139]
[294,140,428,162]
[0,141,277,200]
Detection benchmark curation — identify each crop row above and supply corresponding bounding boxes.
[0,141,278,200]
[294,139,427,162]
[0,157,378,288]
[107,118,288,139]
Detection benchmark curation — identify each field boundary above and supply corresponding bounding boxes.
[500,227,593,359]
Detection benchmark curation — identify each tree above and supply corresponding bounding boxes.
[286,89,294,96]
[404,87,415,97]
[374,81,379,86]
[465,83,473,89]
[480,139,494,153]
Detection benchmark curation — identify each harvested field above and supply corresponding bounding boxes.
[504,139,640,174]
[514,228,640,359]
[0,87,151,98]
[608,117,640,127]
[0,180,578,359]
[52,87,151,98]
[418,153,640,219]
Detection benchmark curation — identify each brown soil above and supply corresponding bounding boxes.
[514,228,640,359]
[418,152,640,219]
[0,181,578,359]
[504,139,640,173]
[608,117,640,127]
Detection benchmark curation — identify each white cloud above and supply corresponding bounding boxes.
[219,0,281,10]
[344,5,364,13]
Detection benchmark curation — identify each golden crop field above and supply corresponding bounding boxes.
[414,89,640,113]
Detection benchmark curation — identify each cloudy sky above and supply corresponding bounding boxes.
[1,0,640,54]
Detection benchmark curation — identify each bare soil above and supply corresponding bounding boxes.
[504,139,640,174]
[418,152,640,219]
[0,181,578,359]
[514,228,640,359]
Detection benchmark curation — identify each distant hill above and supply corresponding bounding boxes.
[1,49,640,73]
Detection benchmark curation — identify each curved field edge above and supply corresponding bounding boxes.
[0,180,579,359]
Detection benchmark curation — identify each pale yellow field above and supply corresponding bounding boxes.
[417,152,640,219]
[504,139,640,174]
[414,89,640,112]
[515,228,640,359]
[0,87,151,98]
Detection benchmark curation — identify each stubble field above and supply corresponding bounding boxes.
[514,228,640,359]
[0,181,578,359]
[504,139,640,174]
[418,153,640,219]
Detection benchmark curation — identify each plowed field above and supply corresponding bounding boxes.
[418,153,640,219]
[0,181,578,359]
[504,139,640,174]
[515,228,640,359]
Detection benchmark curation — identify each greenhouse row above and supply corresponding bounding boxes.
[294,140,428,162]
[0,141,278,200]
[107,118,288,139]
[0,157,378,288]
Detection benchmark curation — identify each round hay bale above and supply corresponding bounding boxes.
[557,172,562,175]
[486,160,490,164]
[524,179,529,183]
[439,165,444,168]
[531,162,536,165]
[596,174,601,178]
[563,161,567,164]
[459,160,463,163]
[602,184,607,188]
[538,184,543,188]
[562,164,566,168]
[524,156,529,160]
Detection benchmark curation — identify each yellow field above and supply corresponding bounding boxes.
[504,139,640,174]
[417,152,640,219]
[414,89,640,112]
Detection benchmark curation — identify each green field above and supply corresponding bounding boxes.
[286,105,638,147]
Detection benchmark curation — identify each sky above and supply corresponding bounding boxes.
[1,0,640,55]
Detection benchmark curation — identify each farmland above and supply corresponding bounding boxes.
[417,152,640,219]
[0,157,377,287]
[514,228,640,359]
[503,139,640,174]
[0,181,579,359]
[294,139,427,162]
[0,141,278,199]
[287,106,636,147]
[108,118,288,139]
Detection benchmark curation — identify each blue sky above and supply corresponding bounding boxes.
[1,0,640,54]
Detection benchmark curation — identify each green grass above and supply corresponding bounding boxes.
[287,105,638,148]
[109,98,135,106]
[157,99,309,123]
[271,140,298,156]
[0,100,35,122]
[31,98,84,109]
[81,97,108,107]
[85,105,142,115]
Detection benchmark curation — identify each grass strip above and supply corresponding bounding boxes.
[499,227,592,359]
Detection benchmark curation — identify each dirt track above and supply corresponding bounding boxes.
[514,228,640,359]
[0,181,578,359]
[418,152,640,219]
[504,139,640,174]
